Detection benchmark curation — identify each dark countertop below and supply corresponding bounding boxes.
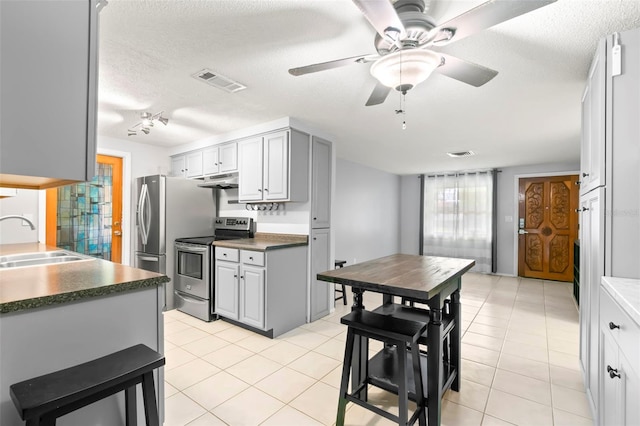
[0,243,169,314]
[317,254,475,301]
[213,233,308,252]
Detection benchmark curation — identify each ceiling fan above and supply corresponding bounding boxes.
[289,0,557,106]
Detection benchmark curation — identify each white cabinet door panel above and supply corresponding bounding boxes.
[238,137,264,201]
[215,261,239,320]
[263,131,289,200]
[239,265,265,329]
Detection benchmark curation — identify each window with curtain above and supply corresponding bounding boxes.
[422,170,495,273]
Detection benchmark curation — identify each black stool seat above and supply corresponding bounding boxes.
[10,344,165,426]
[337,310,427,426]
[372,302,455,345]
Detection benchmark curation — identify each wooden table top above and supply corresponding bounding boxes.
[317,254,475,301]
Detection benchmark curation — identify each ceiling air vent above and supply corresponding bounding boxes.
[192,69,246,93]
[447,151,475,158]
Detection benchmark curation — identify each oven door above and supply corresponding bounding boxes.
[174,243,210,300]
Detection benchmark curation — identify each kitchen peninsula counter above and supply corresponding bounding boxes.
[0,243,169,314]
[0,243,167,426]
[213,232,308,251]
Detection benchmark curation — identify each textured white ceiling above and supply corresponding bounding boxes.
[97,0,640,175]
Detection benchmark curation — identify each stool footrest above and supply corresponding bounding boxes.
[340,310,427,344]
[10,344,165,422]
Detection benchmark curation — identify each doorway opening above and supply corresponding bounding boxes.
[46,154,123,263]
[517,174,579,282]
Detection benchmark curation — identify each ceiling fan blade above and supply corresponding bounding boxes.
[431,0,556,45]
[365,82,391,106]
[434,53,498,87]
[352,0,406,43]
[288,54,378,76]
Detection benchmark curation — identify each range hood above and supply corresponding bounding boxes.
[198,173,238,189]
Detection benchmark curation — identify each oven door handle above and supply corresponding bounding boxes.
[175,245,209,252]
[174,291,208,304]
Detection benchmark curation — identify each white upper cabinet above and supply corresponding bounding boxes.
[238,129,309,203]
[311,137,332,229]
[185,151,204,178]
[0,0,103,189]
[171,155,187,177]
[238,136,264,201]
[219,143,238,174]
[202,147,219,176]
[263,131,289,200]
[203,142,238,176]
[580,39,606,195]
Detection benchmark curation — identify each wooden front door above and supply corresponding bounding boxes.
[46,154,123,263]
[518,175,579,281]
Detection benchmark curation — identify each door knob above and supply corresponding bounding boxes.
[518,229,529,235]
[114,230,122,236]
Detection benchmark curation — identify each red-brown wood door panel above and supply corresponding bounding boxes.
[518,175,579,281]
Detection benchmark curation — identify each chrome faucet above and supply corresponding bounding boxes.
[0,215,36,230]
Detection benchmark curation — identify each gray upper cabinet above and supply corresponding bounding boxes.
[238,129,309,203]
[311,137,332,229]
[0,0,103,189]
[580,38,606,196]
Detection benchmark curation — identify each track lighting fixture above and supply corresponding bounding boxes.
[127,111,169,136]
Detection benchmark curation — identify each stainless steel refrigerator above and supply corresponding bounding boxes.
[135,175,215,310]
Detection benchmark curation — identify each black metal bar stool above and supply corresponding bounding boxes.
[337,310,427,426]
[334,260,347,305]
[10,344,165,426]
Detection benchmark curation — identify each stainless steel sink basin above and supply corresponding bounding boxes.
[0,251,95,269]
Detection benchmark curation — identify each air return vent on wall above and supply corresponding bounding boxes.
[192,69,246,93]
[447,151,475,158]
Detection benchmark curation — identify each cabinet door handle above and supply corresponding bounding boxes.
[223,253,227,257]
[240,275,244,279]
[607,365,621,379]
[234,274,238,278]
[249,256,253,260]
[575,181,581,185]
[313,217,317,220]
[609,321,620,330]
[258,189,262,192]
[582,172,590,177]
[264,188,269,192]
[575,207,589,213]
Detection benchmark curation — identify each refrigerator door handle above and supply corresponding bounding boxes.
[138,183,150,245]
[143,184,152,244]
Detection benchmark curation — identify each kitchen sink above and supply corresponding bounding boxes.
[0,251,95,269]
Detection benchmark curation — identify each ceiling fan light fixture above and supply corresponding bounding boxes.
[370,49,441,91]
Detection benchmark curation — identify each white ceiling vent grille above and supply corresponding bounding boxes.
[447,151,475,158]
[192,69,246,93]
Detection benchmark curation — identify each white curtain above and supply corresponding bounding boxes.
[423,171,494,272]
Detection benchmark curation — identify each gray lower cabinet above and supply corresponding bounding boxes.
[214,246,307,337]
[599,286,640,425]
[310,229,331,321]
[239,265,265,329]
[215,260,240,320]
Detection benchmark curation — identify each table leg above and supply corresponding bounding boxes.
[450,289,462,391]
[427,306,443,426]
[351,288,368,401]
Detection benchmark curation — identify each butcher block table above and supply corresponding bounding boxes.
[317,254,475,426]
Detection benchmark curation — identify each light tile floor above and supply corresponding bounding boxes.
[162,273,593,426]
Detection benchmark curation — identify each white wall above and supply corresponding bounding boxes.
[334,159,401,265]
[0,190,41,244]
[400,175,421,255]
[496,161,580,276]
